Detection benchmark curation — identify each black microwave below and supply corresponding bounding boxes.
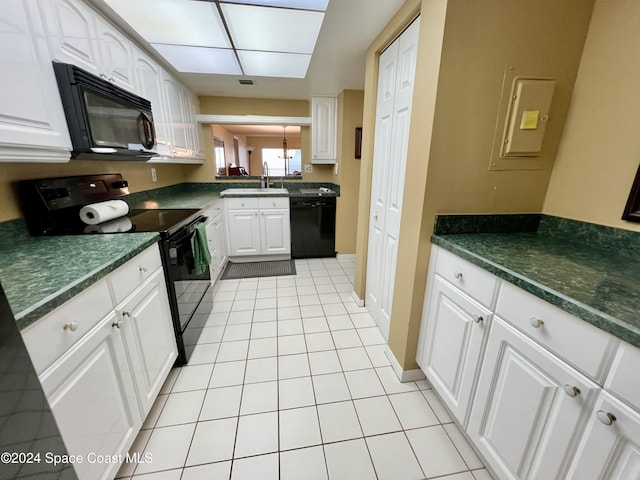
[53,61,157,161]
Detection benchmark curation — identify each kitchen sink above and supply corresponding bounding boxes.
[220,188,289,196]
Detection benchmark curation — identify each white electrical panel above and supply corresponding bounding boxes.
[501,78,555,157]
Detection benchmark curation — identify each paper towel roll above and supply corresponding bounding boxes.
[79,200,129,225]
[84,216,133,234]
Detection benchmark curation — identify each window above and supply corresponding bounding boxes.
[261,148,302,177]
[214,137,225,175]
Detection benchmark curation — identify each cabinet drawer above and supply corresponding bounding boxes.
[495,281,618,382]
[433,246,498,308]
[109,244,162,305]
[225,197,259,209]
[22,278,113,374]
[259,197,289,209]
[202,198,224,218]
[605,342,640,410]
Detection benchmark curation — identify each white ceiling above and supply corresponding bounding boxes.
[90,0,406,100]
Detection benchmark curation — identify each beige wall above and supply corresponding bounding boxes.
[355,0,595,370]
[543,0,640,232]
[0,161,192,222]
[334,90,364,254]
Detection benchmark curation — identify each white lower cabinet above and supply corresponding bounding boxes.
[225,197,290,258]
[566,390,640,479]
[116,269,176,418]
[260,208,290,254]
[22,244,176,480]
[416,274,491,426]
[417,245,634,480]
[467,317,599,480]
[205,207,228,280]
[39,311,140,480]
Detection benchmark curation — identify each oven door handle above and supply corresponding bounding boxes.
[167,216,207,265]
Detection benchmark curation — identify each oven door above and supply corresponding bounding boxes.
[165,219,212,333]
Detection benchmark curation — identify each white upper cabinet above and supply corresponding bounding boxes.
[0,0,204,164]
[311,96,337,164]
[0,0,71,162]
[95,15,136,93]
[38,0,102,75]
[133,49,172,157]
[40,0,135,91]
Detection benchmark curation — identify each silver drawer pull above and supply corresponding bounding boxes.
[529,317,544,328]
[563,385,581,398]
[596,411,616,425]
[473,315,484,324]
[112,319,122,329]
[122,311,131,318]
[63,321,79,332]
[139,266,148,273]
[454,271,463,279]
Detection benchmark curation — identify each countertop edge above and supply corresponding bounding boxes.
[16,235,160,330]
[431,235,640,349]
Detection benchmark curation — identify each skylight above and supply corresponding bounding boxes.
[104,0,329,78]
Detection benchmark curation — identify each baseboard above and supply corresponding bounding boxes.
[351,291,364,306]
[385,346,426,383]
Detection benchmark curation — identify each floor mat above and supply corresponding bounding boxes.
[220,260,297,280]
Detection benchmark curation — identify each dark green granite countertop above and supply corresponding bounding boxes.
[2,181,341,330]
[127,182,340,209]
[432,215,640,349]
[0,219,159,330]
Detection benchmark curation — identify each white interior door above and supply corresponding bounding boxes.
[366,17,420,340]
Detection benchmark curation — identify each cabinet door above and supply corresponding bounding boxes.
[227,209,261,256]
[416,274,491,426]
[117,269,177,418]
[95,16,135,93]
[311,96,337,163]
[162,73,189,156]
[260,208,291,254]
[468,317,599,480]
[205,219,220,280]
[567,391,640,480]
[0,0,71,160]
[40,312,140,480]
[214,212,228,271]
[134,49,171,156]
[39,0,102,76]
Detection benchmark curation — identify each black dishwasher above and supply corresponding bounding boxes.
[290,197,336,258]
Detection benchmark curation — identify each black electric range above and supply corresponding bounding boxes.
[16,174,212,366]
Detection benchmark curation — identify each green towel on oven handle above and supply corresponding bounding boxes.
[193,222,212,275]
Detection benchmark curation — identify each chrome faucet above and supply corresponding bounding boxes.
[262,161,270,188]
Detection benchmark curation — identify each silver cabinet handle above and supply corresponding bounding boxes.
[529,317,544,328]
[563,385,581,397]
[596,410,616,425]
[454,271,463,279]
[473,315,483,324]
[139,266,148,273]
[373,213,378,221]
[122,311,131,318]
[112,319,122,329]
[63,321,79,332]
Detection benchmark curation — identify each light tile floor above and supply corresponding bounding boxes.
[116,256,492,480]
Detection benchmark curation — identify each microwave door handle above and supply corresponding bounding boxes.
[137,112,155,150]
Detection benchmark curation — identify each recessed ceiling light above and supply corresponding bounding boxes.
[238,51,311,78]
[104,0,230,48]
[151,44,241,74]
[221,4,324,54]
[220,0,329,11]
